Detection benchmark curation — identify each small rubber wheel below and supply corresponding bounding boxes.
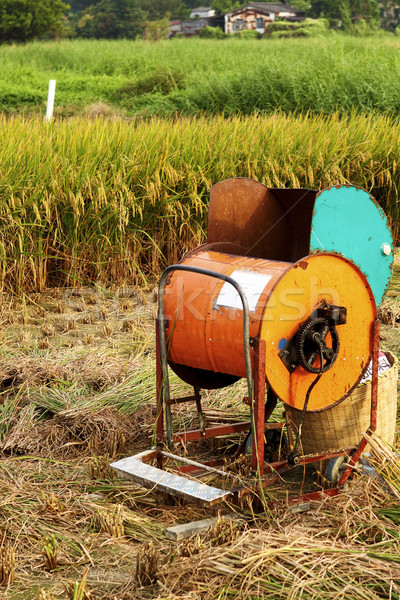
[325,456,347,483]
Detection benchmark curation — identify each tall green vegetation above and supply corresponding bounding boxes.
[2,37,400,117]
[0,0,70,42]
[309,0,380,29]
[138,0,189,21]
[0,112,398,293]
[74,0,145,39]
[68,0,96,10]
[266,17,329,37]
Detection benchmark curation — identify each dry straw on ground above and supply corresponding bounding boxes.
[0,256,396,597]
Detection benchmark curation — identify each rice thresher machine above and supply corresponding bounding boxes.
[112,178,396,506]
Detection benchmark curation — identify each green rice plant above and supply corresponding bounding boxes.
[3,36,400,117]
[69,569,90,600]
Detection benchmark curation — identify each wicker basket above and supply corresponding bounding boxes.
[285,352,398,454]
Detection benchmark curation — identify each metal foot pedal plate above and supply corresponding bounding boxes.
[111,456,231,506]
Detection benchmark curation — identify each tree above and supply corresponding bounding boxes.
[288,0,311,11]
[68,0,95,11]
[0,0,69,42]
[142,17,170,40]
[138,0,189,20]
[309,0,351,28]
[210,0,241,15]
[309,0,380,29]
[76,0,144,38]
[351,0,380,27]
[181,0,205,8]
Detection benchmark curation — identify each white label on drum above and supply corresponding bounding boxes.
[216,270,272,313]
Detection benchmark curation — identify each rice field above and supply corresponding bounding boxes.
[2,32,400,599]
[0,111,399,294]
[3,36,400,117]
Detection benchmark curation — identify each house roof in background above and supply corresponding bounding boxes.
[242,3,303,13]
[190,6,214,11]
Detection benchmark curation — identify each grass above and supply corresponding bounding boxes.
[0,111,399,294]
[4,36,400,117]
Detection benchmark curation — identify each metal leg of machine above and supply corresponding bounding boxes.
[115,319,382,507]
[285,319,381,504]
[337,318,380,489]
[251,338,266,474]
[155,320,164,469]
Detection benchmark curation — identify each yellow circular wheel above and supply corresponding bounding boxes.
[261,254,376,411]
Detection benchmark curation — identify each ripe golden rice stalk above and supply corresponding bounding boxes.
[41,491,64,514]
[135,542,159,587]
[96,505,124,538]
[159,527,400,599]
[0,544,15,586]
[0,112,399,293]
[89,454,114,479]
[36,590,56,600]
[43,535,58,571]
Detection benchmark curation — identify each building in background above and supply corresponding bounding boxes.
[168,20,182,37]
[189,6,216,19]
[181,17,209,35]
[169,2,304,38]
[379,1,400,30]
[224,2,304,34]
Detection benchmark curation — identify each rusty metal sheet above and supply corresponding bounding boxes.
[269,188,317,261]
[208,178,292,261]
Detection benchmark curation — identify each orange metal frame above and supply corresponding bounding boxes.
[155,319,380,502]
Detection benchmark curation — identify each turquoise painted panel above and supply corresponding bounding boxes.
[310,186,393,306]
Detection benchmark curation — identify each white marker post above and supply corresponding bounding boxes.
[45,79,56,121]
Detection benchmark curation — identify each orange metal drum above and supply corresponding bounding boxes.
[163,250,376,411]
